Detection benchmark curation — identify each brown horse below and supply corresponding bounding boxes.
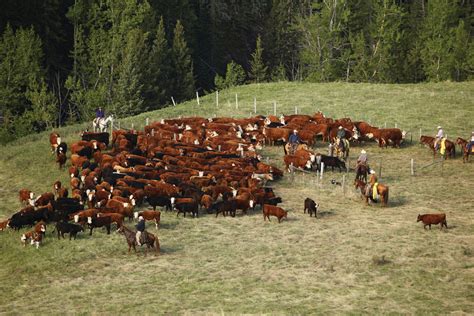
[355,163,368,183]
[455,137,473,163]
[117,225,160,255]
[420,135,455,159]
[354,179,389,207]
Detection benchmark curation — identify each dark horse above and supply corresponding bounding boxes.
[353,179,389,207]
[117,225,160,255]
[355,163,368,183]
[455,137,472,163]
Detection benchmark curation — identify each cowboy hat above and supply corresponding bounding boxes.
[370,170,376,174]
[138,216,144,220]
[338,126,343,129]
[361,149,366,154]
[293,129,298,133]
[437,126,442,129]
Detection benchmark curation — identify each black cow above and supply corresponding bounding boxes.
[304,198,319,218]
[9,209,48,230]
[175,201,199,218]
[87,216,111,235]
[81,132,109,147]
[53,199,84,221]
[55,221,84,240]
[313,154,346,172]
[147,196,172,211]
[77,146,93,159]
[263,196,282,206]
[56,142,68,155]
[210,200,237,218]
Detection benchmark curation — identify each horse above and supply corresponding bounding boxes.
[117,225,160,255]
[93,115,114,133]
[455,137,473,163]
[355,163,368,183]
[283,142,309,155]
[419,135,455,159]
[334,138,349,161]
[353,179,389,207]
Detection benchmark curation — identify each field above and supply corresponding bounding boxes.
[0,82,473,314]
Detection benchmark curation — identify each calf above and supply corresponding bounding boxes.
[134,210,161,229]
[87,216,111,235]
[417,213,448,230]
[263,204,288,223]
[21,231,43,249]
[55,221,84,240]
[304,198,319,218]
[146,195,172,211]
[314,154,346,172]
[97,212,124,228]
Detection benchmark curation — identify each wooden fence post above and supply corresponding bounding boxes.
[235,93,239,109]
[395,123,398,128]
[411,158,414,176]
[342,174,346,195]
[171,96,176,106]
[216,91,219,108]
[320,162,324,180]
[254,97,257,114]
[146,117,149,126]
[419,128,422,140]
[196,91,200,105]
[295,106,298,114]
[273,101,277,116]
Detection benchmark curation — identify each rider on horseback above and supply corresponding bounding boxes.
[337,126,346,151]
[288,130,300,155]
[357,149,368,169]
[136,216,145,246]
[93,107,105,130]
[434,126,444,151]
[366,169,378,199]
[467,131,474,153]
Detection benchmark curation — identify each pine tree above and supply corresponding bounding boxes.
[451,20,470,81]
[171,20,195,102]
[214,61,246,90]
[142,17,171,110]
[249,35,268,83]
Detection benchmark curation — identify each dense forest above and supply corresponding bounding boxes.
[0,0,472,142]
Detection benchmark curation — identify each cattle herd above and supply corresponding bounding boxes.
[0,111,449,253]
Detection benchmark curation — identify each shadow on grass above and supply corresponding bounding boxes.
[317,210,336,218]
[389,196,409,207]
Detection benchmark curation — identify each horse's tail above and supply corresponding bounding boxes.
[154,235,160,253]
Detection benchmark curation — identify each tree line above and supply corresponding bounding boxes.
[0,0,472,143]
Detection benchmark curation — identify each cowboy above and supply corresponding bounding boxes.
[136,215,145,246]
[434,126,444,151]
[366,169,378,198]
[96,107,105,119]
[288,129,300,155]
[336,126,346,151]
[467,131,474,153]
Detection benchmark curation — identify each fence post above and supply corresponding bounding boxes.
[410,158,414,176]
[196,91,200,105]
[254,97,257,114]
[118,121,121,130]
[218,145,221,152]
[384,122,387,128]
[395,123,398,128]
[235,93,239,109]
[171,96,176,106]
[273,101,277,116]
[342,174,346,195]
[320,162,324,180]
[378,157,383,181]
[109,118,114,139]
[216,91,219,108]
[295,106,298,114]
[131,123,134,131]
[419,128,422,140]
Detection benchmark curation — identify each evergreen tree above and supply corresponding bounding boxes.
[214,60,246,90]
[451,20,470,81]
[171,20,195,102]
[143,17,171,110]
[420,0,459,81]
[249,35,268,83]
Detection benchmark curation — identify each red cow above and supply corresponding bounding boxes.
[134,210,161,229]
[417,213,448,230]
[263,204,288,223]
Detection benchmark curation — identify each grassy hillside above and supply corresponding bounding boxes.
[0,82,473,314]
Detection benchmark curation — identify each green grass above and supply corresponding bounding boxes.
[0,82,473,314]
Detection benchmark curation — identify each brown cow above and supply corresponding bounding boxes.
[417,213,448,230]
[71,154,89,168]
[34,192,55,207]
[97,212,124,228]
[49,132,61,153]
[105,199,135,221]
[19,189,34,205]
[21,230,43,248]
[56,152,67,169]
[134,210,161,229]
[0,219,10,231]
[283,155,312,172]
[378,128,406,148]
[263,204,288,223]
